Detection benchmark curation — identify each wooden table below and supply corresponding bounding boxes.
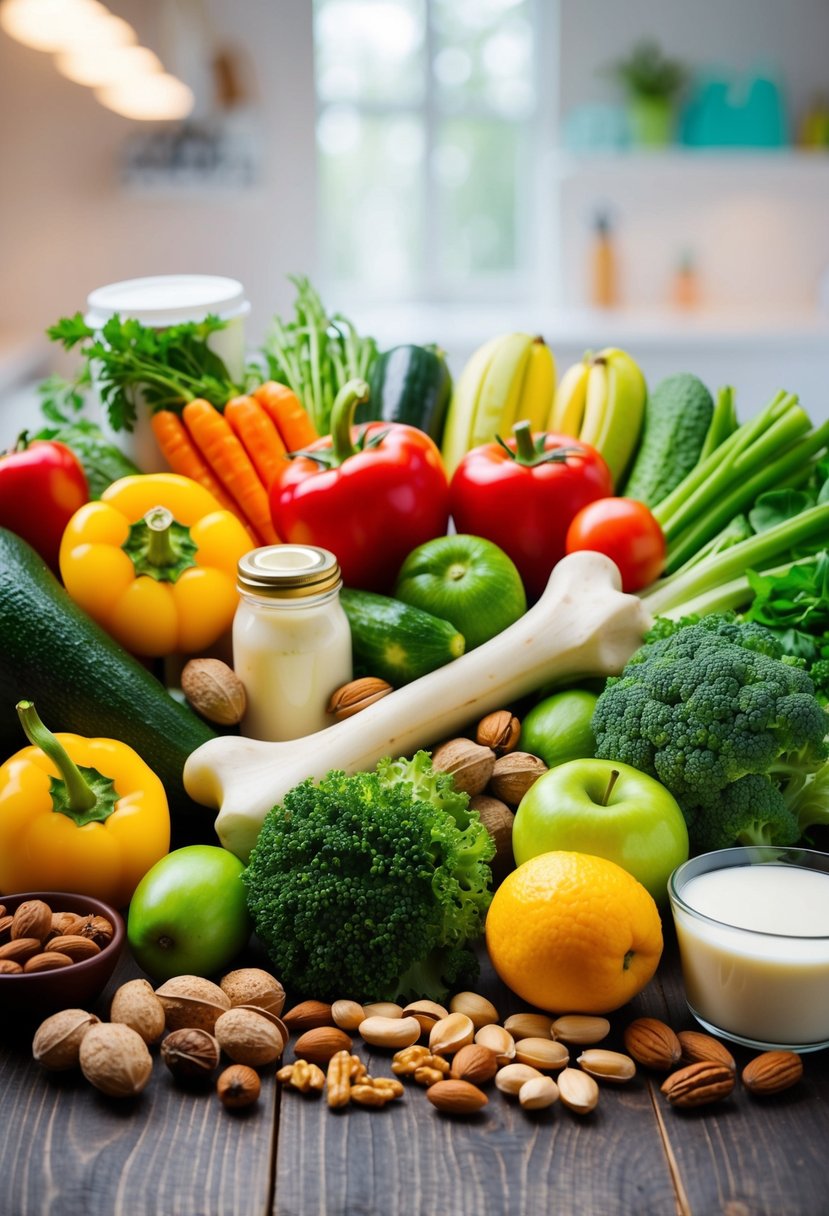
[2,929,828,1216]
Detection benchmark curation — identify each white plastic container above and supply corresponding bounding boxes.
[85,274,251,472]
[232,545,353,742]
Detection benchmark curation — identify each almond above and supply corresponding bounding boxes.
[450,1043,498,1085]
[47,935,101,962]
[282,1000,334,1033]
[0,914,13,942]
[624,1017,681,1071]
[426,1078,488,1114]
[0,959,22,974]
[23,951,74,973]
[677,1030,736,1073]
[742,1050,803,1096]
[661,1061,735,1108]
[293,1026,354,1065]
[11,899,52,942]
[0,937,43,964]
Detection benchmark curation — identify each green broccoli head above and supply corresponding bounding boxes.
[593,616,828,852]
[242,751,494,1003]
[687,773,801,853]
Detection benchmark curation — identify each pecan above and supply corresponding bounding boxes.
[661,1061,735,1108]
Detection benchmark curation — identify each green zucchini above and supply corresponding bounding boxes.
[0,528,217,845]
[355,344,452,444]
[621,373,714,507]
[340,588,465,686]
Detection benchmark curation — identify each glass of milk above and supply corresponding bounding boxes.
[669,846,829,1052]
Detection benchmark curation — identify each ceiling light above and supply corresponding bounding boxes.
[57,43,161,88]
[0,0,110,53]
[96,72,194,122]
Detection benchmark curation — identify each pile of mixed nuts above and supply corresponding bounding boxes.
[29,965,805,1118]
[0,898,114,974]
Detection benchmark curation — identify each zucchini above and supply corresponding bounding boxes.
[355,344,452,444]
[0,528,217,845]
[621,373,714,507]
[340,588,465,686]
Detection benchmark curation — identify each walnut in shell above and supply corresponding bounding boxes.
[214,1007,285,1066]
[156,975,231,1032]
[219,967,286,1016]
[79,1022,153,1097]
[110,978,166,1045]
[431,738,495,796]
[32,1008,101,1071]
[161,1028,221,1080]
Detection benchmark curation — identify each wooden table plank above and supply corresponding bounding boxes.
[0,954,277,1216]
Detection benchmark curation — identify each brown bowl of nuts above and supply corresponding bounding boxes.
[0,891,125,1015]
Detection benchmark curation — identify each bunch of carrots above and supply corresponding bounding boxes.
[150,381,318,546]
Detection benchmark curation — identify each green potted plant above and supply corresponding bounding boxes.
[608,40,688,147]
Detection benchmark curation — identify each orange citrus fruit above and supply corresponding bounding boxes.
[485,850,663,1014]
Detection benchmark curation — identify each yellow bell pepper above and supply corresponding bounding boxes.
[0,701,170,907]
[59,472,252,658]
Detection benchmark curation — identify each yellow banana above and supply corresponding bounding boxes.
[440,334,504,476]
[513,337,556,433]
[549,357,590,435]
[578,347,647,485]
[468,332,535,451]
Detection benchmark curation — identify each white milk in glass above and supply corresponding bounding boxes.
[674,863,829,1047]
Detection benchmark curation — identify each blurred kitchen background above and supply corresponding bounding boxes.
[2,0,829,443]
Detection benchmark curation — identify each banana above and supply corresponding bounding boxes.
[549,357,590,435]
[441,332,537,476]
[440,334,504,476]
[513,337,556,433]
[578,347,647,485]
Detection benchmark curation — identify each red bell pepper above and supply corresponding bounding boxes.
[0,435,89,573]
[269,379,450,592]
[449,422,613,601]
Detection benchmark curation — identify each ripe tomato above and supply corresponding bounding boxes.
[565,498,666,592]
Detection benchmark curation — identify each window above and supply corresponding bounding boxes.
[313,0,540,303]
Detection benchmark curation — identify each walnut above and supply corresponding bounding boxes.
[156,975,231,1032]
[182,658,246,726]
[161,1028,221,1080]
[79,1022,153,1097]
[110,979,166,1045]
[32,1008,101,1071]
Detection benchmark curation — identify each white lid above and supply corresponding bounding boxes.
[85,275,250,328]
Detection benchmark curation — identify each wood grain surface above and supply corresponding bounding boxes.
[1,934,828,1216]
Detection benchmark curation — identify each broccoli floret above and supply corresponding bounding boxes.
[242,751,495,1003]
[689,774,801,853]
[593,616,829,853]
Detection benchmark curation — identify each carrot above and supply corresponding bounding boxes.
[150,409,255,535]
[181,399,280,546]
[223,395,288,492]
[253,380,319,451]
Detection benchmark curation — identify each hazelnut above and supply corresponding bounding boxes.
[469,795,514,886]
[217,1064,261,1110]
[181,658,246,726]
[161,1028,221,1080]
[219,968,286,1016]
[156,975,231,1032]
[110,979,166,1045]
[79,1022,153,1097]
[431,738,495,796]
[214,1007,285,1067]
[488,752,548,806]
[32,1008,101,1070]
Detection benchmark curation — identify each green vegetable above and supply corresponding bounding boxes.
[340,587,465,686]
[651,390,829,574]
[45,313,247,432]
[697,385,737,462]
[591,615,829,853]
[621,373,713,506]
[355,344,453,444]
[261,276,378,435]
[243,750,495,1002]
[0,527,217,845]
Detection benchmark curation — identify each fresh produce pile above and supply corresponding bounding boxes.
[1,275,827,1121]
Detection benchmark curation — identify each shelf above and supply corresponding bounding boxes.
[553,148,829,183]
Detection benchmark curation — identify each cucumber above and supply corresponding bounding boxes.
[355,344,452,444]
[621,373,714,507]
[340,588,465,686]
[0,528,217,845]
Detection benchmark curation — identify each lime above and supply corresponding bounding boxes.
[393,534,526,649]
[519,688,599,768]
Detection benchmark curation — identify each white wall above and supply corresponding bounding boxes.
[0,0,318,348]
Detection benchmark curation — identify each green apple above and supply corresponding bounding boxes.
[512,758,689,904]
[127,845,252,981]
[393,533,526,649]
[519,689,599,768]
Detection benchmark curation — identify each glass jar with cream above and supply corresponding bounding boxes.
[233,544,352,742]
[669,846,829,1052]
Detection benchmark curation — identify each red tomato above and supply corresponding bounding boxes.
[448,426,613,601]
[565,497,666,592]
[0,438,89,573]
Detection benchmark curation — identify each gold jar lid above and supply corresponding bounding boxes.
[237,545,342,598]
